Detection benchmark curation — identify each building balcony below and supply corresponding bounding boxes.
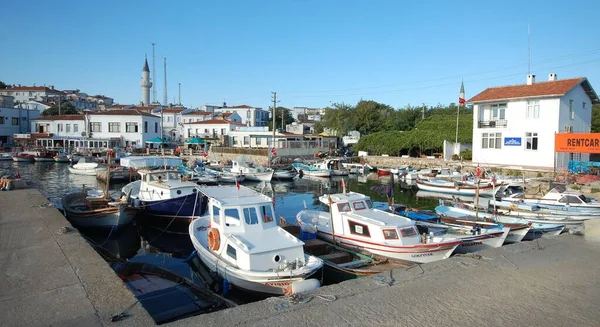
[478,119,507,128]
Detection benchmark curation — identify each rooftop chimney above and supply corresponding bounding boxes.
[549,73,557,81]
[527,74,536,85]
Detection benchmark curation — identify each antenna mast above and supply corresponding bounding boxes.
[163,57,168,106]
[152,42,157,104]
[528,24,531,75]
[178,82,181,105]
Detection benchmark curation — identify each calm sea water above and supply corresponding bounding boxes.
[0,161,440,303]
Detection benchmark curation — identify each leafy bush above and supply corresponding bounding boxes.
[591,188,600,193]
[460,149,472,160]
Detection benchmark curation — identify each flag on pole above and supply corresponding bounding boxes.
[341,178,346,195]
[235,177,240,190]
[459,80,466,105]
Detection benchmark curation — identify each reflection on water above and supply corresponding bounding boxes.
[1,161,443,304]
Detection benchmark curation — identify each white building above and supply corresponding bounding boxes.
[290,107,324,122]
[183,119,245,140]
[219,104,269,127]
[0,86,112,110]
[22,101,52,112]
[468,74,599,169]
[0,96,40,148]
[30,110,160,149]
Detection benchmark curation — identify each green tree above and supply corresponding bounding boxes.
[42,102,78,116]
[321,103,356,136]
[267,106,294,130]
[0,81,7,89]
[592,104,600,133]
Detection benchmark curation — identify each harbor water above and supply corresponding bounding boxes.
[0,161,440,305]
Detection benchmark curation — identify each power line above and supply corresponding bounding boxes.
[283,58,600,99]
[281,48,600,96]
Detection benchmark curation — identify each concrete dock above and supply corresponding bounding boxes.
[0,189,153,326]
[2,188,600,327]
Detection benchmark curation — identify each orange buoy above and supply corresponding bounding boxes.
[208,228,220,251]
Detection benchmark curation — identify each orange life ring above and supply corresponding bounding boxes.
[208,228,220,251]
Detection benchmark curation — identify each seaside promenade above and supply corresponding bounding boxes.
[1,188,599,326]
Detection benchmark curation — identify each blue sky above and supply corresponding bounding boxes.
[1,0,599,110]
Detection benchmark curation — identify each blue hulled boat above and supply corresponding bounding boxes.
[122,169,208,221]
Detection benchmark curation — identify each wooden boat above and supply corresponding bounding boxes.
[54,154,71,163]
[498,186,600,212]
[204,167,245,184]
[416,220,509,253]
[297,191,461,264]
[312,158,349,176]
[61,188,134,229]
[0,153,15,161]
[68,158,102,175]
[189,185,323,295]
[113,262,233,324]
[34,151,58,162]
[416,178,497,196]
[279,218,409,284]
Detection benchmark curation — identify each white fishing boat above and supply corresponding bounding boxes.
[500,187,600,212]
[68,158,102,176]
[416,220,509,253]
[189,185,323,295]
[291,162,331,178]
[204,167,245,183]
[124,169,207,221]
[342,162,373,175]
[227,157,273,182]
[312,158,349,176]
[297,192,461,263]
[273,169,297,181]
[0,153,15,161]
[416,178,498,196]
[435,203,565,240]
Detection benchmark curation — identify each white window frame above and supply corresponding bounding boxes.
[482,132,502,149]
[526,100,540,118]
[525,132,538,151]
[490,103,506,120]
[90,122,101,132]
[73,124,78,132]
[569,100,575,120]
[109,122,120,133]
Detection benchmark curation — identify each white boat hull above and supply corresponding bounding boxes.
[416,179,496,196]
[453,228,509,254]
[189,218,322,295]
[243,171,274,182]
[68,167,100,176]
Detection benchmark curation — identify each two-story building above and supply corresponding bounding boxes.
[468,74,599,169]
[0,85,63,104]
[183,119,246,141]
[30,110,160,150]
[219,104,269,127]
[0,96,40,148]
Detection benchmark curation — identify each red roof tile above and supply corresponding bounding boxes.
[183,111,212,116]
[160,108,185,113]
[468,78,588,103]
[3,86,62,93]
[229,104,254,109]
[32,115,85,121]
[186,119,245,126]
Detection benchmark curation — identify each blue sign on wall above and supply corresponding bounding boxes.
[504,137,522,146]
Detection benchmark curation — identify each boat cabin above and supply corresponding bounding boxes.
[320,192,422,246]
[540,188,593,205]
[199,185,306,272]
[137,169,200,201]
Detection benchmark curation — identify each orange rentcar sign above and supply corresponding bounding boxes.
[555,133,600,153]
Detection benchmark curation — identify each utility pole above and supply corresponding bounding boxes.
[422,103,425,120]
[152,42,157,104]
[163,57,168,106]
[178,82,181,105]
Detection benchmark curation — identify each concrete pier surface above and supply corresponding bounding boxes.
[0,189,152,327]
[2,189,600,327]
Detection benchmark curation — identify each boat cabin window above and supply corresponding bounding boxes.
[352,201,367,210]
[558,195,583,204]
[348,220,371,237]
[579,195,591,203]
[243,207,259,225]
[382,228,399,240]
[337,202,351,212]
[400,227,418,237]
[211,206,221,224]
[260,204,274,223]
[226,245,237,260]
[365,200,373,209]
[223,208,241,226]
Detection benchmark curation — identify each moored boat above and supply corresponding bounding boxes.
[227,157,273,182]
[292,162,331,178]
[312,158,349,176]
[61,188,134,229]
[189,185,323,295]
[416,178,497,196]
[297,191,461,264]
[273,169,297,181]
[34,151,58,162]
[12,153,35,162]
[68,158,102,175]
[124,169,208,221]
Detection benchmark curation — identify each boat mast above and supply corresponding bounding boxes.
[328,194,337,244]
[474,179,480,221]
[103,150,111,199]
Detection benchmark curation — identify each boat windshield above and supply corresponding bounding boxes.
[149,172,179,182]
[579,195,592,203]
[365,199,373,209]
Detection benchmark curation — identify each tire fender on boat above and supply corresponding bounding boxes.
[208,228,220,251]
